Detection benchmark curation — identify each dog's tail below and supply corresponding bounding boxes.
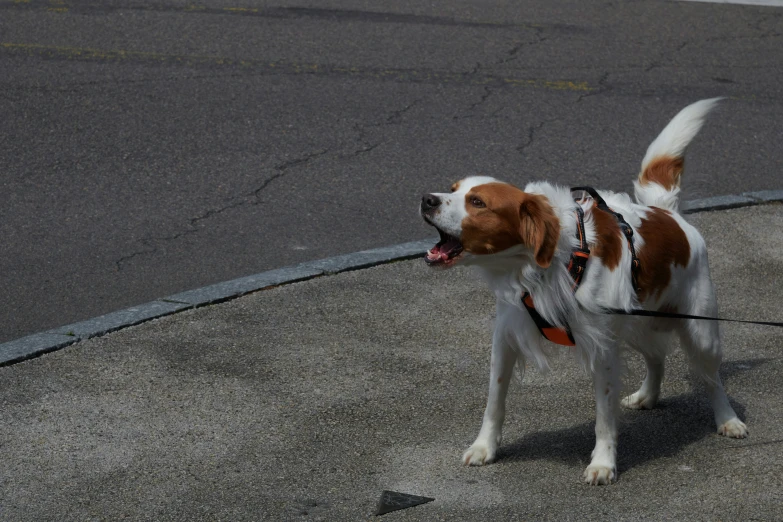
[633,98,722,211]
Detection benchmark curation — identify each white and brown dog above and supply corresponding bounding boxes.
[420,99,748,485]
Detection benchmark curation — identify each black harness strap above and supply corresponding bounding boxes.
[567,205,590,291]
[572,186,641,291]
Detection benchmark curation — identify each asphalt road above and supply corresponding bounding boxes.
[1,0,782,342]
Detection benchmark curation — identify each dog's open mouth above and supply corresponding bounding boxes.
[425,228,464,266]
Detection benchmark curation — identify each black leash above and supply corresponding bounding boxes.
[605,308,783,328]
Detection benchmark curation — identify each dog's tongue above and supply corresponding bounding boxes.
[440,236,462,256]
[426,236,462,262]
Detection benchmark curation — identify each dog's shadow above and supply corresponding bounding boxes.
[498,358,764,472]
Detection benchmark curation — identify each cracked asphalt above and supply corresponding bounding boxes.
[1,0,783,342]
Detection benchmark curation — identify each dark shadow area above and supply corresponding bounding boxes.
[497,358,766,473]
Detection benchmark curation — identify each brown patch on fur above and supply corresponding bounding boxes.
[460,183,560,267]
[639,156,684,191]
[451,181,461,193]
[590,203,623,270]
[636,208,691,302]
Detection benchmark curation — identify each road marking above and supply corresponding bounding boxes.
[678,0,783,6]
[0,42,592,92]
[222,6,260,13]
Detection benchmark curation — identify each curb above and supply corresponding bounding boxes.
[680,189,783,212]
[0,239,434,366]
[2,191,782,367]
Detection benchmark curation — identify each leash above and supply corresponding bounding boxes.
[604,308,783,328]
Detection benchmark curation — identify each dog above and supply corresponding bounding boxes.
[419,98,748,485]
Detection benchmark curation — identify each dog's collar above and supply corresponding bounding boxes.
[521,186,640,347]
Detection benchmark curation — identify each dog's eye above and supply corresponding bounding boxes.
[470,197,485,208]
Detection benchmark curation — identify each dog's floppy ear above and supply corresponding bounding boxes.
[519,194,560,268]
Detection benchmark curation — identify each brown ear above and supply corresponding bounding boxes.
[519,194,561,268]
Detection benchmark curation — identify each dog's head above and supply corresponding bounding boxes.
[420,176,561,268]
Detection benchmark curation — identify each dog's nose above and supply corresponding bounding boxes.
[421,194,442,213]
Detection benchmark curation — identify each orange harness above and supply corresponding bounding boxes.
[521,187,639,346]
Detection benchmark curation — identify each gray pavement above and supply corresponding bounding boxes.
[2,203,783,521]
[3,0,783,343]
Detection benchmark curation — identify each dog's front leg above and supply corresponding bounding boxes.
[584,348,621,485]
[463,328,517,466]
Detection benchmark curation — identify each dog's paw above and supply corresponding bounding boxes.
[462,441,497,466]
[621,391,658,410]
[718,418,748,439]
[583,464,616,486]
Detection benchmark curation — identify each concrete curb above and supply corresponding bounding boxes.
[2,193,781,366]
[680,189,783,212]
[0,239,434,366]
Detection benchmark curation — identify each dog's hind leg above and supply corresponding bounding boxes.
[678,318,748,439]
[584,347,621,485]
[622,352,665,410]
[463,325,518,466]
[622,332,670,410]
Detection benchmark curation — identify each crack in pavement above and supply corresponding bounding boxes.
[116,96,429,271]
[468,85,493,111]
[344,140,382,157]
[576,71,610,103]
[382,99,421,125]
[643,18,781,76]
[251,148,331,201]
[645,39,691,73]
[516,118,557,157]
[343,99,422,155]
[114,148,330,271]
[454,29,552,119]
[453,85,496,121]
[114,96,427,271]
[495,27,548,66]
